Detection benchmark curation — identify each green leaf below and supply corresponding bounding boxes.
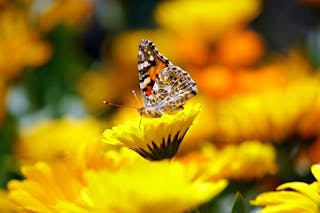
[231,192,246,213]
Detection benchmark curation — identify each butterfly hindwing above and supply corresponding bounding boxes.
[150,66,197,113]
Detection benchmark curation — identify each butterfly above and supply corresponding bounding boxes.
[137,39,198,117]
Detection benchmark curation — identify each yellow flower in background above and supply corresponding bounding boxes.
[211,76,320,143]
[8,148,227,213]
[179,141,277,181]
[78,69,122,113]
[35,0,93,31]
[155,0,261,40]
[251,163,320,212]
[0,189,17,213]
[0,8,51,80]
[110,30,175,70]
[15,117,106,164]
[103,104,200,160]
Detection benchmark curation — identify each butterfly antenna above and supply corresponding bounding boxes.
[131,90,144,129]
[103,100,139,109]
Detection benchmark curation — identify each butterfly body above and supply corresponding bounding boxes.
[137,39,197,117]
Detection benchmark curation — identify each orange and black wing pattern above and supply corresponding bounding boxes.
[138,39,173,98]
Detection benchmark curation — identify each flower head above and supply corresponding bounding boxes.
[8,148,227,213]
[103,104,200,160]
[78,160,227,213]
[251,163,320,212]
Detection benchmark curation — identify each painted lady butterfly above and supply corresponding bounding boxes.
[137,39,198,117]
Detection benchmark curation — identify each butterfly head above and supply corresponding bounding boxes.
[137,107,145,116]
[137,106,163,118]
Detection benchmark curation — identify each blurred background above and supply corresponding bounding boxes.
[1,0,320,212]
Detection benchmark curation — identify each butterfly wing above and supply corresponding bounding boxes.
[137,39,172,107]
[149,66,198,114]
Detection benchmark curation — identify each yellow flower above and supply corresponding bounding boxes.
[36,0,93,31]
[211,76,320,143]
[0,8,51,80]
[16,117,106,164]
[8,148,227,213]
[155,0,261,40]
[111,30,175,70]
[178,141,278,181]
[8,162,84,213]
[77,161,227,213]
[103,104,200,160]
[251,163,320,212]
[0,189,18,213]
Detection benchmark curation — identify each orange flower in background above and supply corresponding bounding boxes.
[0,8,51,80]
[214,29,265,67]
[196,64,289,99]
[197,51,312,100]
[110,0,262,79]
[35,0,93,31]
[15,117,106,164]
[297,81,320,138]
[154,0,262,68]
[172,29,265,68]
